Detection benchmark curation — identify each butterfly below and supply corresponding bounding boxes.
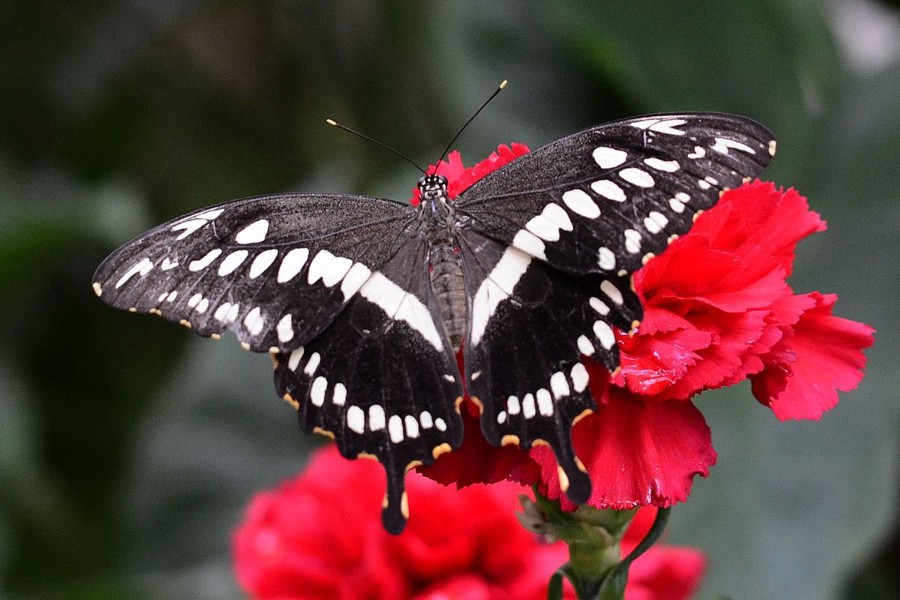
[93,113,775,533]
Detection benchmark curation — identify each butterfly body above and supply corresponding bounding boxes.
[93,113,776,533]
[419,174,469,350]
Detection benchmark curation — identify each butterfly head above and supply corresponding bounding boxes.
[417,174,449,201]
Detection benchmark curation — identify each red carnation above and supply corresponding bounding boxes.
[415,148,874,513]
[233,445,705,600]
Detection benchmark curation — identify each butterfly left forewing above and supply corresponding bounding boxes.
[93,193,416,352]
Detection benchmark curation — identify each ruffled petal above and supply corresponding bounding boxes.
[752,292,875,420]
[528,376,716,511]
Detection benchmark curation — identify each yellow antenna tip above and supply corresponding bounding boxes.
[325,118,337,126]
[499,80,508,89]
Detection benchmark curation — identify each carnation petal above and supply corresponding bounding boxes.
[752,292,874,420]
[528,385,716,510]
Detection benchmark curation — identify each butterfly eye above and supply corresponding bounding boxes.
[418,175,447,198]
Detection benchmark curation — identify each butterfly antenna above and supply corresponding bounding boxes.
[432,79,508,175]
[326,119,426,175]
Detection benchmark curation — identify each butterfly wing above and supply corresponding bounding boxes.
[93,194,417,353]
[457,230,641,502]
[454,113,776,276]
[453,113,775,502]
[94,193,463,534]
[274,238,463,534]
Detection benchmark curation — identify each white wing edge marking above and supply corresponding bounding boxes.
[469,246,532,347]
[115,257,154,289]
[358,272,444,352]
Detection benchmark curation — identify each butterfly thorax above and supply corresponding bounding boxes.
[417,175,467,351]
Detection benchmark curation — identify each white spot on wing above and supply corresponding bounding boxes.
[541,203,573,231]
[593,146,628,169]
[536,388,554,416]
[620,168,655,188]
[669,197,686,213]
[507,395,521,415]
[287,347,305,371]
[235,219,269,244]
[470,247,532,347]
[116,257,154,288]
[644,211,669,234]
[593,320,616,350]
[404,415,420,438]
[277,248,309,283]
[687,146,706,159]
[650,119,687,135]
[332,383,347,406]
[525,214,560,241]
[601,280,624,305]
[419,410,433,429]
[435,417,447,432]
[189,249,222,272]
[277,314,294,343]
[562,189,601,217]
[188,293,202,308]
[218,250,249,276]
[161,257,179,271]
[644,157,680,172]
[249,249,279,279]
[577,334,595,355]
[522,393,536,419]
[624,229,642,254]
[369,405,386,431]
[591,180,626,202]
[388,415,404,443]
[550,371,570,398]
[712,137,755,155]
[598,247,616,270]
[630,118,658,130]
[307,250,356,288]
[171,219,208,240]
[589,296,610,315]
[243,306,264,335]
[571,363,589,393]
[303,351,321,376]
[512,229,547,259]
[340,262,372,300]
[310,376,327,407]
[347,406,365,434]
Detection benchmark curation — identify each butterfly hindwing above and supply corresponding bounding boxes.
[455,113,775,276]
[457,230,641,503]
[92,194,416,352]
[273,238,464,534]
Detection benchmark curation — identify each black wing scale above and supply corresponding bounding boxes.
[93,112,776,533]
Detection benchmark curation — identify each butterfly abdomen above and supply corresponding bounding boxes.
[419,174,468,352]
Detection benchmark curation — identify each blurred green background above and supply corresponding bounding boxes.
[1,1,898,599]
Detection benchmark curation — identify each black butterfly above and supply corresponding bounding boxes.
[93,113,775,533]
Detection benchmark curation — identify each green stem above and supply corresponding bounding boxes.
[525,488,673,600]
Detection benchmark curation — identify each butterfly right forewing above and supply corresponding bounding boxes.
[454,113,776,277]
